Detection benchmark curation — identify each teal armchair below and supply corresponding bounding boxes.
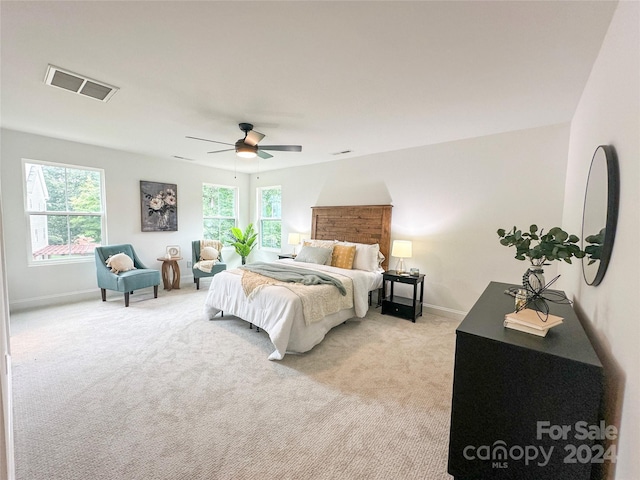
[192,240,227,289]
[94,244,161,307]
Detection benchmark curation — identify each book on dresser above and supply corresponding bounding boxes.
[504,308,564,337]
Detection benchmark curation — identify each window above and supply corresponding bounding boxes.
[24,160,105,263]
[202,184,237,242]
[257,186,281,250]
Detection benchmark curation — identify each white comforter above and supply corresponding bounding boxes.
[203,259,382,360]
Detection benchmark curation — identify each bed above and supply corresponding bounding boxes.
[203,205,392,360]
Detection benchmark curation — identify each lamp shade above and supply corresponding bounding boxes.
[288,233,301,246]
[391,240,412,258]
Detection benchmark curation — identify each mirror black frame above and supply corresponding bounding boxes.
[581,145,619,286]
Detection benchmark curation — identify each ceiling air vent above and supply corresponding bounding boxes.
[44,65,118,102]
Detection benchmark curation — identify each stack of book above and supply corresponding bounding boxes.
[504,308,564,337]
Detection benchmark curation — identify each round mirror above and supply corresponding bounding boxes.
[581,145,619,286]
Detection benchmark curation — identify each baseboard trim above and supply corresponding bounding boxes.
[9,289,99,312]
[8,286,161,313]
[10,285,468,322]
[422,303,467,322]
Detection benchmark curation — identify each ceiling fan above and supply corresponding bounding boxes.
[187,123,302,159]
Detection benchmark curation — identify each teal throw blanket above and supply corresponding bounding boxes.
[240,262,347,296]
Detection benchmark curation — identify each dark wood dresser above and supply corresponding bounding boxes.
[447,281,604,480]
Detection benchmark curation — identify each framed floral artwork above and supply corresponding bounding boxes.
[140,181,178,232]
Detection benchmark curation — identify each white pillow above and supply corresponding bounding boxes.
[106,252,135,273]
[200,246,219,261]
[337,242,381,272]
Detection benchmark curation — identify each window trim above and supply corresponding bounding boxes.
[202,183,238,243]
[23,158,107,266]
[256,185,282,252]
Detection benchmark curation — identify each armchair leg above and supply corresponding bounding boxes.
[124,292,130,307]
[195,278,200,290]
[154,285,158,298]
[101,289,106,302]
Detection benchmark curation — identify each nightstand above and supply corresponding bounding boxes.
[381,270,424,322]
[278,254,296,259]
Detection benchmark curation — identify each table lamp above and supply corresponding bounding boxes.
[288,233,301,256]
[391,240,412,274]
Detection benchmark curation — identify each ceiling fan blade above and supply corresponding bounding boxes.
[186,136,234,147]
[259,145,302,152]
[244,130,265,146]
[207,148,235,154]
[257,150,273,159]
[173,155,197,161]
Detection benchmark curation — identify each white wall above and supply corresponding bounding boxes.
[560,2,639,479]
[1,128,250,310]
[2,123,572,316]
[251,122,572,316]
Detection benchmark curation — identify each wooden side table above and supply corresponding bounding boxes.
[157,257,182,290]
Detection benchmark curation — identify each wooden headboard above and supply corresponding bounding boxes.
[310,205,393,270]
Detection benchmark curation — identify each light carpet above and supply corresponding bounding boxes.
[10,285,460,480]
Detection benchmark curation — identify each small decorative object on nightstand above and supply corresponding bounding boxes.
[278,253,296,260]
[381,270,424,322]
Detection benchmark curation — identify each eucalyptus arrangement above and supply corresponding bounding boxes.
[497,225,586,266]
[230,223,258,265]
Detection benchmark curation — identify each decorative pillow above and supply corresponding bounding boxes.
[303,239,336,248]
[302,239,336,265]
[200,246,219,261]
[331,244,356,269]
[106,252,135,274]
[294,245,333,265]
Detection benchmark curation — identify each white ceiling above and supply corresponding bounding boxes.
[1,1,617,174]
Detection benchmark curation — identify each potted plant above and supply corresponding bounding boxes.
[497,224,586,291]
[230,223,258,265]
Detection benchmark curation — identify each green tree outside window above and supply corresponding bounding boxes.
[258,186,281,249]
[203,184,237,243]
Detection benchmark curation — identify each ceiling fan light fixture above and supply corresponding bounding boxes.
[189,123,301,161]
[237,150,257,159]
[235,140,258,158]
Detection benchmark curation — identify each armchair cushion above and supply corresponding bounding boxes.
[200,246,220,261]
[106,252,135,273]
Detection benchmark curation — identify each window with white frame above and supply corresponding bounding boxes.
[257,185,281,250]
[202,183,238,242]
[24,160,105,263]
